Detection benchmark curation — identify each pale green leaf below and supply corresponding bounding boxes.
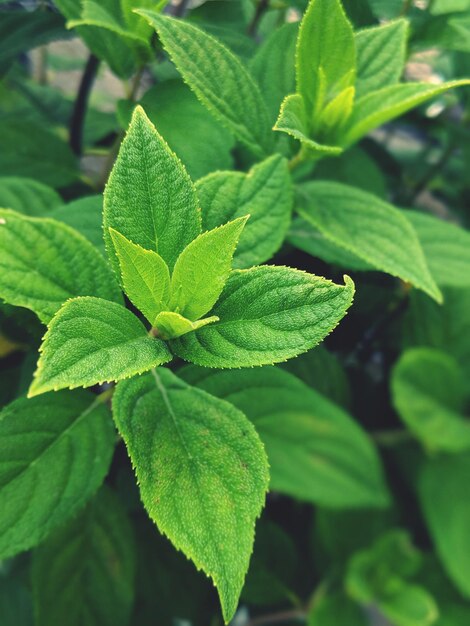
[104,106,200,273]
[392,348,470,453]
[431,0,470,15]
[314,86,355,139]
[51,195,104,252]
[355,19,408,99]
[0,209,122,324]
[28,297,172,397]
[182,366,389,508]
[137,11,273,158]
[32,486,136,626]
[0,177,61,216]
[297,182,442,302]
[0,390,115,558]
[342,80,470,147]
[296,0,356,115]
[109,228,170,324]
[196,155,293,269]
[67,0,148,44]
[170,267,355,368]
[113,368,269,623]
[154,311,219,340]
[170,217,247,321]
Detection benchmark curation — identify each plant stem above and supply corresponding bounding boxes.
[245,609,306,626]
[248,0,270,37]
[373,429,413,446]
[69,54,100,156]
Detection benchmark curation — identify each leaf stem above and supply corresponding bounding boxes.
[248,0,270,37]
[372,429,413,446]
[69,54,100,156]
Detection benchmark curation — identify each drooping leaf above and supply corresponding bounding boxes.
[112,368,269,623]
[32,486,136,626]
[0,177,61,216]
[170,217,247,320]
[196,155,293,269]
[182,366,389,508]
[137,11,273,157]
[355,19,408,99]
[104,106,200,274]
[392,348,470,453]
[28,297,172,397]
[109,228,170,324]
[51,196,104,252]
[297,182,442,302]
[0,390,115,558]
[154,311,219,340]
[0,209,122,324]
[171,266,354,368]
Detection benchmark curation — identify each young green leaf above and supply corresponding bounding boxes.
[0,176,61,216]
[196,155,293,269]
[392,348,470,453]
[154,311,219,340]
[28,297,171,397]
[112,368,269,623]
[297,182,442,302]
[296,0,356,115]
[32,486,136,626]
[170,216,248,321]
[104,106,201,274]
[0,209,122,324]
[182,366,389,508]
[67,0,149,44]
[0,390,115,559]
[109,228,170,324]
[170,266,355,368]
[355,19,408,99]
[136,11,273,157]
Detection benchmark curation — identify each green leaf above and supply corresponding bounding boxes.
[171,266,354,368]
[0,209,122,324]
[406,210,470,288]
[355,19,408,99]
[419,452,470,599]
[296,0,356,115]
[104,106,200,274]
[170,217,247,320]
[67,0,148,44]
[0,177,61,216]
[297,182,442,302]
[109,228,170,324]
[28,297,171,397]
[112,368,269,623]
[137,11,273,158]
[196,155,293,269]
[0,390,115,558]
[32,486,136,626]
[274,94,343,156]
[154,311,219,340]
[341,80,470,147]
[431,0,470,15]
[182,366,389,508]
[51,196,104,252]
[308,594,367,626]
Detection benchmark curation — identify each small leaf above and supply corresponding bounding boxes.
[182,366,390,508]
[28,297,171,397]
[297,182,442,302]
[109,228,170,324]
[0,209,122,324]
[170,216,248,321]
[154,311,219,340]
[113,368,269,623]
[170,266,354,368]
[0,390,115,558]
[32,486,136,626]
[196,155,293,269]
[137,11,273,157]
[104,106,201,273]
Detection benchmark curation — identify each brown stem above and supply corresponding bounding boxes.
[70,54,100,156]
[248,0,269,37]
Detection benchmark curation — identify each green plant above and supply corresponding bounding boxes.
[1,0,470,625]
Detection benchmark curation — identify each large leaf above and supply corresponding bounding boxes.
[170,266,354,368]
[355,19,408,99]
[297,182,442,302]
[28,297,171,397]
[0,177,61,216]
[104,106,200,274]
[113,368,269,623]
[137,11,273,158]
[392,348,470,453]
[182,366,389,508]
[196,155,293,269]
[0,390,115,558]
[0,209,122,324]
[32,486,136,626]
[419,452,470,598]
